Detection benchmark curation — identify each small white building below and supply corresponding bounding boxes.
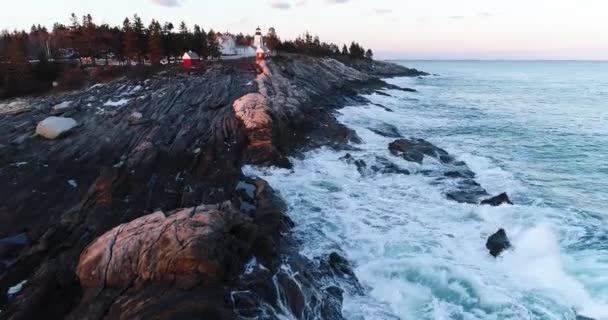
[218,35,237,56]
[182,51,200,67]
[253,27,264,50]
[217,27,274,59]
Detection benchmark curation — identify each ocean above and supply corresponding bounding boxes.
[246,61,608,320]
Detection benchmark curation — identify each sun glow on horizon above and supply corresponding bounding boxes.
[1,0,607,60]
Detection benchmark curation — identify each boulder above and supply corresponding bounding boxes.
[36,117,78,140]
[389,138,454,164]
[481,192,513,206]
[76,203,254,289]
[486,229,511,257]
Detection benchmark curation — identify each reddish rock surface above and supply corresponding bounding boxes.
[77,204,251,289]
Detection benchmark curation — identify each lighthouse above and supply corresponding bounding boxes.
[253,27,264,50]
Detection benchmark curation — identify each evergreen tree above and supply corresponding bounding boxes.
[191,24,206,56]
[349,42,364,59]
[265,29,280,51]
[68,13,84,65]
[122,17,135,65]
[178,21,191,54]
[365,49,373,60]
[161,22,174,62]
[132,14,146,64]
[341,44,348,55]
[206,29,220,59]
[148,19,162,66]
[82,14,97,65]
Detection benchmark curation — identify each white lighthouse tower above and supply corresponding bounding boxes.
[253,27,264,50]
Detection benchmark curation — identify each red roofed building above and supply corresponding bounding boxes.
[182,51,200,67]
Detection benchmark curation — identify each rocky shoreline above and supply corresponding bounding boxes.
[0,54,426,319]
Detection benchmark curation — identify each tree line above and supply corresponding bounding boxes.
[0,13,375,98]
[1,15,374,67]
[272,31,373,60]
[0,13,223,67]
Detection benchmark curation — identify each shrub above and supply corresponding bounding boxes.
[56,68,86,91]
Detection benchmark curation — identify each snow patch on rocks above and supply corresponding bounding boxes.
[7,280,27,296]
[103,98,130,107]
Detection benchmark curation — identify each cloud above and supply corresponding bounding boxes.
[477,12,498,19]
[150,0,184,7]
[270,0,291,9]
[374,8,392,14]
[326,0,351,3]
[447,12,499,20]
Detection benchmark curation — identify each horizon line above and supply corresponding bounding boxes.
[383,58,608,62]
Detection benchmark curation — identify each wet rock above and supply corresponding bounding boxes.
[386,84,417,92]
[339,153,368,175]
[447,189,489,204]
[342,154,409,176]
[231,290,260,317]
[444,170,475,179]
[35,116,78,139]
[372,156,410,175]
[368,122,402,138]
[486,229,511,257]
[481,192,514,206]
[277,272,306,318]
[375,90,392,97]
[325,252,357,279]
[389,138,454,164]
[371,103,393,112]
[0,54,423,319]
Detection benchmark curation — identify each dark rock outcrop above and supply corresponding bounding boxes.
[389,138,454,164]
[481,192,514,206]
[368,122,402,138]
[336,57,428,78]
[387,138,492,204]
[0,55,422,319]
[340,153,409,176]
[371,156,410,175]
[486,229,511,257]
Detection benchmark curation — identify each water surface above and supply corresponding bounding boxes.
[247,61,608,319]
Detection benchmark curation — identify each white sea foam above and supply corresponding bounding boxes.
[246,62,608,319]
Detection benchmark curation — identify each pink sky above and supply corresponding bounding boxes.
[1,0,607,60]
